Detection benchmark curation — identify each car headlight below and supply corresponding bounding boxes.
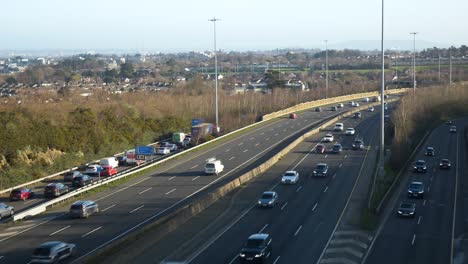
[268,200,273,204]
[418,191,424,194]
[258,201,262,204]
[240,253,246,257]
[440,163,443,166]
[255,253,263,258]
[414,166,417,169]
[397,210,402,214]
[313,170,317,174]
[409,211,414,214]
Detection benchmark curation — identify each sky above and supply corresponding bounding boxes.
[1,0,467,52]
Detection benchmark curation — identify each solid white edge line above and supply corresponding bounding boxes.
[450,131,460,264]
[49,225,71,236]
[82,226,102,238]
[129,205,144,213]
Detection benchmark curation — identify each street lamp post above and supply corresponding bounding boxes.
[209,18,220,133]
[410,32,418,94]
[449,48,453,86]
[325,40,329,98]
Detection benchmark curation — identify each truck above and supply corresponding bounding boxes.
[99,157,119,169]
[191,123,214,140]
[125,149,144,166]
[205,158,224,175]
[172,132,186,144]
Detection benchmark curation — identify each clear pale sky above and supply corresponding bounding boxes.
[2,0,466,52]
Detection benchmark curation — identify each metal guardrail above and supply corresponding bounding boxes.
[11,90,409,221]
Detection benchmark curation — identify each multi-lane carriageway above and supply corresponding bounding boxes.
[0,98,379,263]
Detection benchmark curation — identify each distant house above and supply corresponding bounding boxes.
[285,80,308,91]
[247,79,268,93]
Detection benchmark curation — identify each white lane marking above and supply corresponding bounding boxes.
[296,186,303,192]
[192,176,200,181]
[427,186,431,192]
[168,176,176,181]
[139,187,152,194]
[6,223,36,231]
[259,224,269,233]
[283,129,287,132]
[411,234,416,245]
[333,174,336,179]
[260,133,264,135]
[229,157,235,161]
[255,143,260,147]
[0,231,18,238]
[417,216,422,225]
[312,203,318,211]
[339,163,343,168]
[273,256,281,264]
[130,205,144,213]
[82,226,102,238]
[95,177,150,202]
[324,155,328,159]
[165,188,176,195]
[24,199,36,204]
[49,225,71,236]
[345,155,348,159]
[0,214,65,242]
[190,165,199,169]
[423,200,427,206]
[294,225,303,236]
[324,186,329,193]
[238,142,244,146]
[275,133,279,136]
[225,148,231,152]
[243,149,248,153]
[430,176,433,181]
[250,137,255,140]
[102,204,116,212]
[281,202,288,211]
[0,256,3,260]
[266,138,271,141]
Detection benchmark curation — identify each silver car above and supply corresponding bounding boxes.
[31,241,76,263]
[257,191,278,208]
[0,203,14,220]
[69,200,99,218]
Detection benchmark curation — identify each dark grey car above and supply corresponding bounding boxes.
[313,163,329,177]
[69,200,99,218]
[397,202,416,218]
[257,191,278,208]
[239,233,272,264]
[407,182,424,198]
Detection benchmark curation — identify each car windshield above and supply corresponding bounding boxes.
[206,163,215,168]
[261,193,273,199]
[33,247,51,256]
[442,159,449,163]
[284,172,295,177]
[71,204,83,210]
[410,184,421,189]
[316,165,327,170]
[416,161,425,165]
[400,203,414,209]
[333,145,341,149]
[11,190,21,195]
[246,239,263,248]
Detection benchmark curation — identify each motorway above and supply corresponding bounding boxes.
[0,98,378,263]
[365,120,465,264]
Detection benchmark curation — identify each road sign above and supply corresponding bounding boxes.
[135,146,154,155]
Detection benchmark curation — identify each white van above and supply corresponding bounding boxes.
[205,158,224,175]
[100,157,118,169]
[333,123,344,132]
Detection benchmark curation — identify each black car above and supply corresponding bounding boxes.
[116,155,127,166]
[315,107,322,112]
[413,160,427,173]
[313,163,329,177]
[397,202,416,218]
[44,183,69,198]
[425,147,435,156]
[72,174,93,187]
[445,120,453,125]
[331,106,337,111]
[353,112,362,119]
[450,126,457,133]
[332,143,343,153]
[439,159,451,169]
[352,139,364,150]
[239,234,272,264]
[407,182,424,198]
[63,170,82,182]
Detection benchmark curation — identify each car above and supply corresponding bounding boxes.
[85,164,102,176]
[353,102,360,107]
[373,96,381,102]
[100,165,118,177]
[0,203,14,220]
[353,112,362,119]
[332,143,343,153]
[10,188,34,201]
[44,183,68,198]
[69,200,99,218]
[413,160,427,173]
[445,120,453,125]
[281,171,299,184]
[322,133,334,142]
[349,101,355,107]
[397,202,416,218]
[313,163,329,177]
[76,163,89,172]
[239,234,272,264]
[159,141,170,148]
[439,159,451,169]
[31,241,76,263]
[384,94,389,99]
[257,191,278,208]
[116,155,127,166]
[315,107,322,112]
[63,170,82,182]
[407,182,425,198]
[167,143,178,152]
[205,158,224,175]
[315,144,326,154]
[156,147,171,155]
[368,106,375,112]
[362,97,370,102]
[289,113,298,119]
[345,128,355,135]
[384,115,391,122]
[334,123,344,132]
[337,103,344,108]
[72,174,93,187]
[425,147,435,156]
[352,139,364,150]
[331,106,337,111]
[450,126,457,133]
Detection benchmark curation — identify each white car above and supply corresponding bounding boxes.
[322,134,334,142]
[156,147,170,155]
[333,123,344,131]
[353,102,360,107]
[281,171,299,184]
[337,103,344,108]
[349,101,355,107]
[345,128,355,135]
[368,106,375,112]
[362,97,370,102]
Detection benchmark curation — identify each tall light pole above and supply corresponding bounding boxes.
[209,17,220,133]
[410,32,418,94]
[449,48,453,86]
[438,53,441,83]
[325,40,329,98]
